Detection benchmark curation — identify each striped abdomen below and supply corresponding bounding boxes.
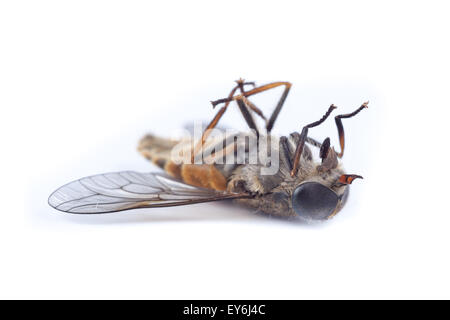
[138,134,230,191]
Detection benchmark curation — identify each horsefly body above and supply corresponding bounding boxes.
[48,79,368,222]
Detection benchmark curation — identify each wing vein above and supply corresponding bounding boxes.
[48,171,250,214]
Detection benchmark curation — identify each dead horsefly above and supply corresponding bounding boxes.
[48,79,368,222]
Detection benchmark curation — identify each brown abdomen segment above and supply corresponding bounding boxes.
[180,164,227,191]
[138,134,228,191]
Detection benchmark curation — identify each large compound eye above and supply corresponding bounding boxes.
[292,182,339,221]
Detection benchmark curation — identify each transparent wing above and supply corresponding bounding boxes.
[48,171,249,214]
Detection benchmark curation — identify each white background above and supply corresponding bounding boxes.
[1,1,449,299]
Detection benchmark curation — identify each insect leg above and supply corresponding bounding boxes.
[211,80,270,124]
[212,81,292,133]
[235,96,260,138]
[265,84,291,132]
[304,101,368,153]
[334,102,369,158]
[234,79,267,122]
[279,136,293,171]
[191,80,256,163]
[290,105,337,177]
[305,136,322,149]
